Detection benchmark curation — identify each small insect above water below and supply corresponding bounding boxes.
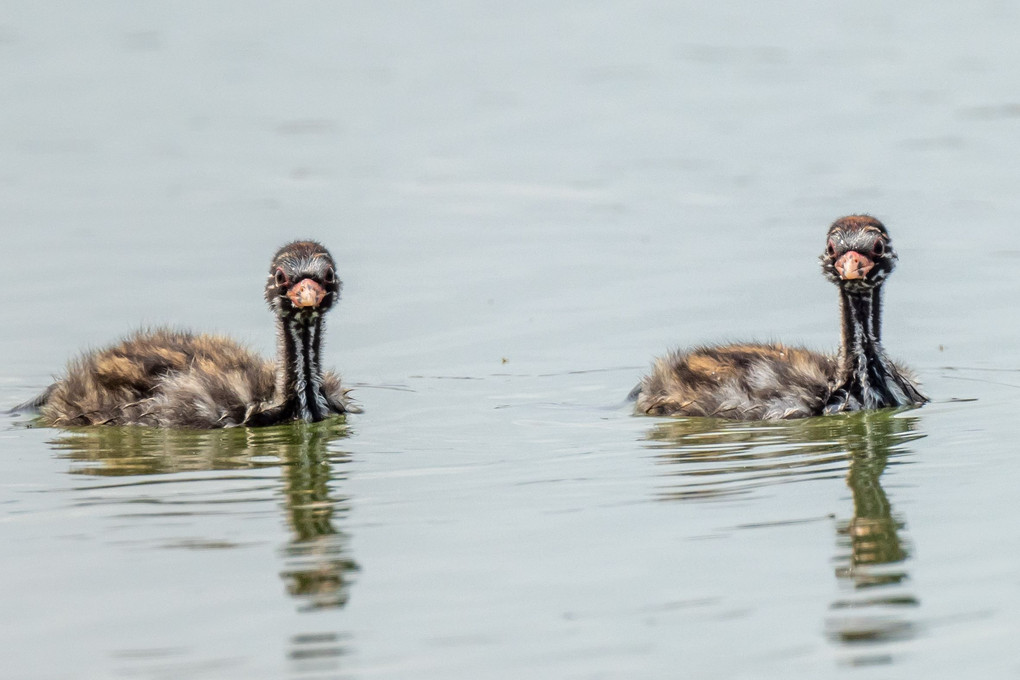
[23,241,357,428]
[632,215,927,420]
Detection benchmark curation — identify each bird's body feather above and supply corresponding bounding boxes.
[633,216,926,421]
[32,241,355,429]
[40,329,350,428]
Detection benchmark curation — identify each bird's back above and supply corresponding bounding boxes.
[41,328,276,428]
[635,343,837,420]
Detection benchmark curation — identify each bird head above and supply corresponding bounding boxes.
[820,215,897,294]
[265,241,341,319]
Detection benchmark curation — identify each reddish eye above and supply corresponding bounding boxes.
[274,268,288,286]
[323,267,336,284]
[826,239,837,257]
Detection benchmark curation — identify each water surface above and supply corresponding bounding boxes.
[3,2,1020,678]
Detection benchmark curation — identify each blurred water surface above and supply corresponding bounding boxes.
[2,1,1020,678]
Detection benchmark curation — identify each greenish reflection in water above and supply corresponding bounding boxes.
[645,411,925,662]
[826,413,922,666]
[47,422,359,612]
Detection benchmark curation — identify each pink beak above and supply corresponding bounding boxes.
[834,251,874,280]
[286,278,326,308]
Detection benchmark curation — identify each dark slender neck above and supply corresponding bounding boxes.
[276,312,329,421]
[836,286,908,409]
[839,287,880,364]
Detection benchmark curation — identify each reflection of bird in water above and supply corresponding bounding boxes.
[645,410,924,653]
[52,421,359,610]
[813,412,921,590]
[827,412,921,652]
[278,425,360,611]
[26,241,356,428]
[833,417,910,589]
[633,216,927,420]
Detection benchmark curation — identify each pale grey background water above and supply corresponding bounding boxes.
[2,2,1019,678]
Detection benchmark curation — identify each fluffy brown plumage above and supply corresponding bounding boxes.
[635,342,837,420]
[33,241,356,428]
[633,215,926,420]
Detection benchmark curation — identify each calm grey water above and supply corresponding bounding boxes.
[2,2,1019,678]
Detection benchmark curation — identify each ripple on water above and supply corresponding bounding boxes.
[644,410,924,501]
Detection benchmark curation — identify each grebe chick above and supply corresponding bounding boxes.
[633,215,926,420]
[818,215,926,413]
[34,241,356,428]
